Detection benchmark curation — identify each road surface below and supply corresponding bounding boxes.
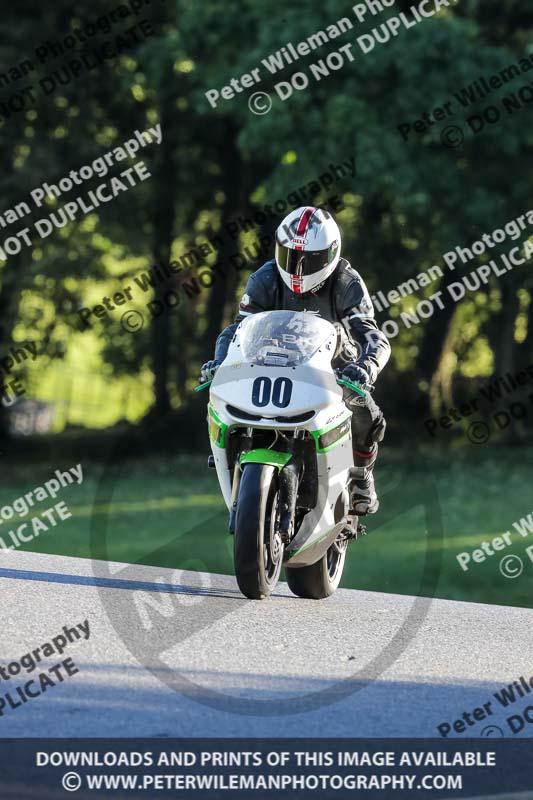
[0,549,532,739]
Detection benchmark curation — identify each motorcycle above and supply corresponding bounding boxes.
[196,309,367,600]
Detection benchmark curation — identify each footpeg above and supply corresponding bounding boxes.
[341,515,367,541]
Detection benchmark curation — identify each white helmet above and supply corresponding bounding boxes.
[275,206,341,294]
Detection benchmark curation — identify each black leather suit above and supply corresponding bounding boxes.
[215,258,390,453]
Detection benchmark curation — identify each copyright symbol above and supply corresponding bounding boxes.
[466,420,490,445]
[441,125,464,149]
[499,555,523,580]
[62,772,82,791]
[248,92,272,115]
[121,310,144,333]
[480,725,505,737]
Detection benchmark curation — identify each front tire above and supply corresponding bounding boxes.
[285,537,347,599]
[234,464,283,599]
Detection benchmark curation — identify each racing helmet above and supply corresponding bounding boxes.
[275,206,341,294]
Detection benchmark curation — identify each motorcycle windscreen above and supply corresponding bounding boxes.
[239,310,332,367]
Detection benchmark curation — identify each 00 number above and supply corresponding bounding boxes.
[251,377,292,408]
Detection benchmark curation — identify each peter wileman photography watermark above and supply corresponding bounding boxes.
[0,341,37,407]
[454,505,533,581]
[89,363,444,718]
[368,209,533,342]
[0,620,89,718]
[204,0,459,113]
[436,671,533,738]
[76,157,354,333]
[0,125,161,262]
[0,0,158,124]
[0,463,83,552]
[397,53,533,146]
[424,361,533,443]
[33,748,471,794]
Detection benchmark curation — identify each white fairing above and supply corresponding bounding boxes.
[207,311,353,554]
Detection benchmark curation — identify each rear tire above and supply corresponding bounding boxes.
[285,537,347,599]
[234,464,283,599]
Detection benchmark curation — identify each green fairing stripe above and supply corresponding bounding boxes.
[316,430,351,454]
[240,449,292,470]
[311,413,352,453]
[285,526,336,560]
[208,405,227,448]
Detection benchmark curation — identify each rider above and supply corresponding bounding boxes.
[200,206,391,515]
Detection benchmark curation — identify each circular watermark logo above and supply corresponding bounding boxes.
[90,370,443,716]
[248,92,272,116]
[466,420,490,445]
[499,554,523,580]
[480,725,505,737]
[62,772,82,791]
[441,125,464,149]
[121,309,144,333]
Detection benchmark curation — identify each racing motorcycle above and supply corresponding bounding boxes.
[196,310,367,600]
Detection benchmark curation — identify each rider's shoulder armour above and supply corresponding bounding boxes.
[333,259,373,317]
[246,260,280,307]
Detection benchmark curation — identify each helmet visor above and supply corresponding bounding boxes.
[275,240,338,277]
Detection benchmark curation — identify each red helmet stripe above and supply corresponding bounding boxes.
[295,207,316,237]
[291,276,303,293]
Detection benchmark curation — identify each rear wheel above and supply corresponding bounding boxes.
[234,464,283,599]
[285,536,347,599]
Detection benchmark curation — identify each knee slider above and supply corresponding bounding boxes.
[369,412,386,444]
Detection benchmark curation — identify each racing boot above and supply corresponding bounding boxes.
[349,445,379,515]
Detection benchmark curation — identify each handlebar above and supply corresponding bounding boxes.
[335,377,367,397]
[194,380,212,392]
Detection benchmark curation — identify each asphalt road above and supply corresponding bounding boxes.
[0,549,532,739]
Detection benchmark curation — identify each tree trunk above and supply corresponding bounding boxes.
[148,65,179,418]
[0,252,24,442]
[489,282,520,379]
[517,292,533,365]
[415,269,461,416]
[203,121,245,356]
[429,307,458,416]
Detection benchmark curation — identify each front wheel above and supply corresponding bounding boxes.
[234,464,283,599]
[285,537,347,599]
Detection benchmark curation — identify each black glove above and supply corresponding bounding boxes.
[339,362,371,389]
[199,359,220,383]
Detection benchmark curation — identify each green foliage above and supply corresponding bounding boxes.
[0,0,530,432]
[3,449,532,609]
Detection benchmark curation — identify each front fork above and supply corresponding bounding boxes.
[228,429,304,541]
[228,427,253,534]
[277,458,302,543]
[278,430,305,543]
